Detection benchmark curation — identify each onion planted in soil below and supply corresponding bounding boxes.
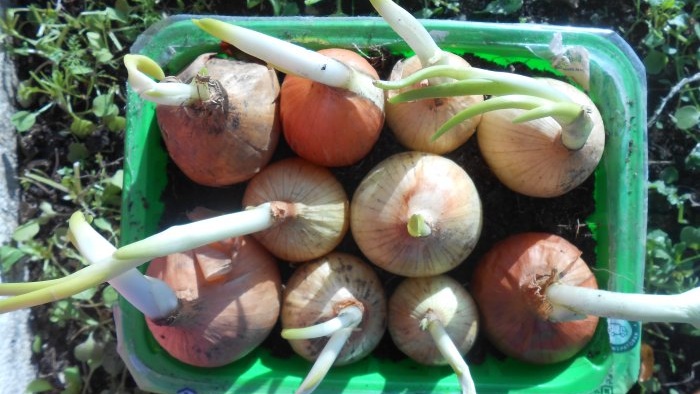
[475,79,605,198]
[0,159,347,311]
[194,18,385,167]
[351,151,482,277]
[370,0,484,153]
[124,53,280,187]
[389,275,479,394]
[472,233,700,364]
[145,236,281,367]
[281,253,387,394]
[242,157,349,262]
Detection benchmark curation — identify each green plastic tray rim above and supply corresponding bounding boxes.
[119,16,648,394]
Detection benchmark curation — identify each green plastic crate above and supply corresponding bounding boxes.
[118,16,647,394]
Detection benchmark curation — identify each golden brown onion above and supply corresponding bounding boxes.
[388,275,479,365]
[156,53,280,187]
[385,53,484,154]
[280,48,384,167]
[471,232,599,364]
[145,236,281,367]
[281,252,386,366]
[351,151,482,277]
[242,157,349,262]
[389,275,479,393]
[476,78,605,198]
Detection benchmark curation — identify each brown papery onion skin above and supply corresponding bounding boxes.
[386,53,484,154]
[279,48,384,167]
[145,236,281,368]
[242,157,349,262]
[477,78,605,198]
[281,253,387,365]
[388,275,479,365]
[351,151,482,277]
[471,232,599,364]
[156,53,280,187]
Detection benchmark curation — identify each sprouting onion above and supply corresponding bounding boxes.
[370,0,484,153]
[388,275,479,394]
[374,64,594,148]
[472,232,700,364]
[377,66,605,197]
[124,53,280,187]
[281,253,387,394]
[145,235,281,367]
[193,18,385,167]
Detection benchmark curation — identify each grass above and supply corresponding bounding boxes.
[0,0,698,393]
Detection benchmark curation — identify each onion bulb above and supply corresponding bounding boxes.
[389,275,479,394]
[351,151,482,277]
[370,0,484,153]
[145,235,281,367]
[471,232,598,364]
[280,48,385,166]
[472,232,700,365]
[476,78,605,197]
[124,53,280,187]
[193,18,385,167]
[281,252,386,394]
[242,157,349,262]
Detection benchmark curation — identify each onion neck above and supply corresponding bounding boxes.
[124,54,205,106]
[407,213,432,238]
[546,284,700,329]
[281,305,364,394]
[421,310,476,394]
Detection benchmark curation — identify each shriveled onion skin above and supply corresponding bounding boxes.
[281,253,387,366]
[388,275,479,365]
[242,157,349,262]
[145,236,281,367]
[477,78,605,198]
[280,48,384,167]
[156,53,280,187]
[471,232,599,364]
[386,53,483,154]
[351,151,482,277]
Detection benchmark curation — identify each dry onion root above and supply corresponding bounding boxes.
[124,53,280,187]
[193,18,385,167]
[351,151,482,277]
[378,65,605,197]
[281,253,387,394]
[370,0,484,153]
[472,233,700,364]
[389,275,479,394]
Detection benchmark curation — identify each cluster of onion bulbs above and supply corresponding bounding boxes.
[11,4,698,394]
[115,12,613,394]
